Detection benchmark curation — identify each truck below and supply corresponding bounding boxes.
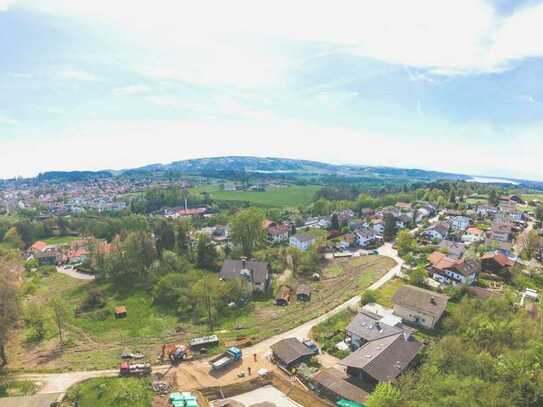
[189,335,220,351]
[119,362,152,377]
[209,347,242,370]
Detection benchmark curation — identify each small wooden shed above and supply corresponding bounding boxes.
[296,285,311,302]
[115,306,127,318]
[275,286,292,306]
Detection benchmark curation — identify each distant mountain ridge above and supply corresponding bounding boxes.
[23,156,534,185]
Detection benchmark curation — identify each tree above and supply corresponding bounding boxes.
[408,268,427,287]
[0,277,19,366]
[25,303,46,341]
[360,289,379,305]
[330,213,340,231]
[518,230,542,259]
[2,227,23,249]
[536,206,543,223]
[396,230,415,256]
[488,189,499,206]
[383,213,397,242]
[154,219,176,254]
[367,382,401,407]
[191,273,224,330]
[196,234,219,271]
[50,298,68,343]
[230,208,265,257]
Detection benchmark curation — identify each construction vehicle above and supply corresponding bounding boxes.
[162,343,190,364]
[209,347,242,371]
[119,362,152,377]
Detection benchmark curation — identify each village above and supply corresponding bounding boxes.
[1,175,542,407]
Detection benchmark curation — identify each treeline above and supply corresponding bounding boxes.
[368,295,543,407]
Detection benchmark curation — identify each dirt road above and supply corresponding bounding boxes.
[57,266,96,281]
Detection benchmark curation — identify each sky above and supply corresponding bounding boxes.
[1,0,543,180]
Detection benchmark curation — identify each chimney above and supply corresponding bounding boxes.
[430,297,437,305]
[241,256,247,269]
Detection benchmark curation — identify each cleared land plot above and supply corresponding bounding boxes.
[9,256,394,371]
[192,185,320,208]
[220,256,396,345]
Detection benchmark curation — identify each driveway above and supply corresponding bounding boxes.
[57,266,96,281]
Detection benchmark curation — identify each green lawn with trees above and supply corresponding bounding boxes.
[64,377,154,407]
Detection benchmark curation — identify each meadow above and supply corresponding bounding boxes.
[192,184,320,208]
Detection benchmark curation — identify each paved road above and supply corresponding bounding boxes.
[17,247,402,394]
[57,266,96,281]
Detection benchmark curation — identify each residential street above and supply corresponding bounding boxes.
[56,266,96,281]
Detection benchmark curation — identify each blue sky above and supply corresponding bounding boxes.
[1,0,543,180]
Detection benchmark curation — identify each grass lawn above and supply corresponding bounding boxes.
[192,185,320,208]
[375,278,405,308]
[0,379,39,398]
[43,236,79,245]
[64,377,154,407]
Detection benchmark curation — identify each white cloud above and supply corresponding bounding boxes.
[112,85,150,97]
[59,69,97,81]
[0,114,19,126]
[17,0,543,79]
[0,0,11,12]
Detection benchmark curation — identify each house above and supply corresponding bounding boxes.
[340,332,423,383]
[481,251,515,274]
[396,214,413,230]
[395,202,413,211]
[423,222,450,241]
[67,247,90,264]
[345,311,405,349]
[220,258,270,293]
[115,306,127,318]
[438,240,466,259]
[427,251,479,286]
[449,216,470,231]
[275,285,292,306]
[500,195,525,205]
[392,285,449,329]
[211,226,229,243]
[263,220,289,244]
[337,209,356,226]
[477,204,498,218]
[355,228,381,248]
[296,285,311,301]
[30,240,48,253]
[462,227,485,243]
[372,219,385,235]
[271,338,314,369]
[312,368,368,403]
[488,222,513,243]
[34,249,60,266]
[289,233,316,252]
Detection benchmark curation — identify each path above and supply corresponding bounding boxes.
[16,247,402,394]
[57,266,96,281]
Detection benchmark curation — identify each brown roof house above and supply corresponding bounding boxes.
[296,285,311,302]
[275,285,292,306]
[312,367,368,403]
[220,258,270,293]
[339,332,423,384]
[271,338,314,369]
[392,285,448,329]
[427,251,479,286]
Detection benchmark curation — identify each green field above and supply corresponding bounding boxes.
[64,378,154,407]
[192,185,320,207]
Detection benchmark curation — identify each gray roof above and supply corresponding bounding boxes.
[340,333,423,382]
[271,338,313,366]
[312,368,368,403]
[220,259,268,285]
[346,313,404,342]
[291,233,315,243]
[438,240,466,259]
[392,285,448,319]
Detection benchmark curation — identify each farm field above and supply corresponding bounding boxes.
[192,185,320,208]
[8,256,394,372]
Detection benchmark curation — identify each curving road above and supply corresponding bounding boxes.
[56,266,96,281]
[16,245,403,395]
